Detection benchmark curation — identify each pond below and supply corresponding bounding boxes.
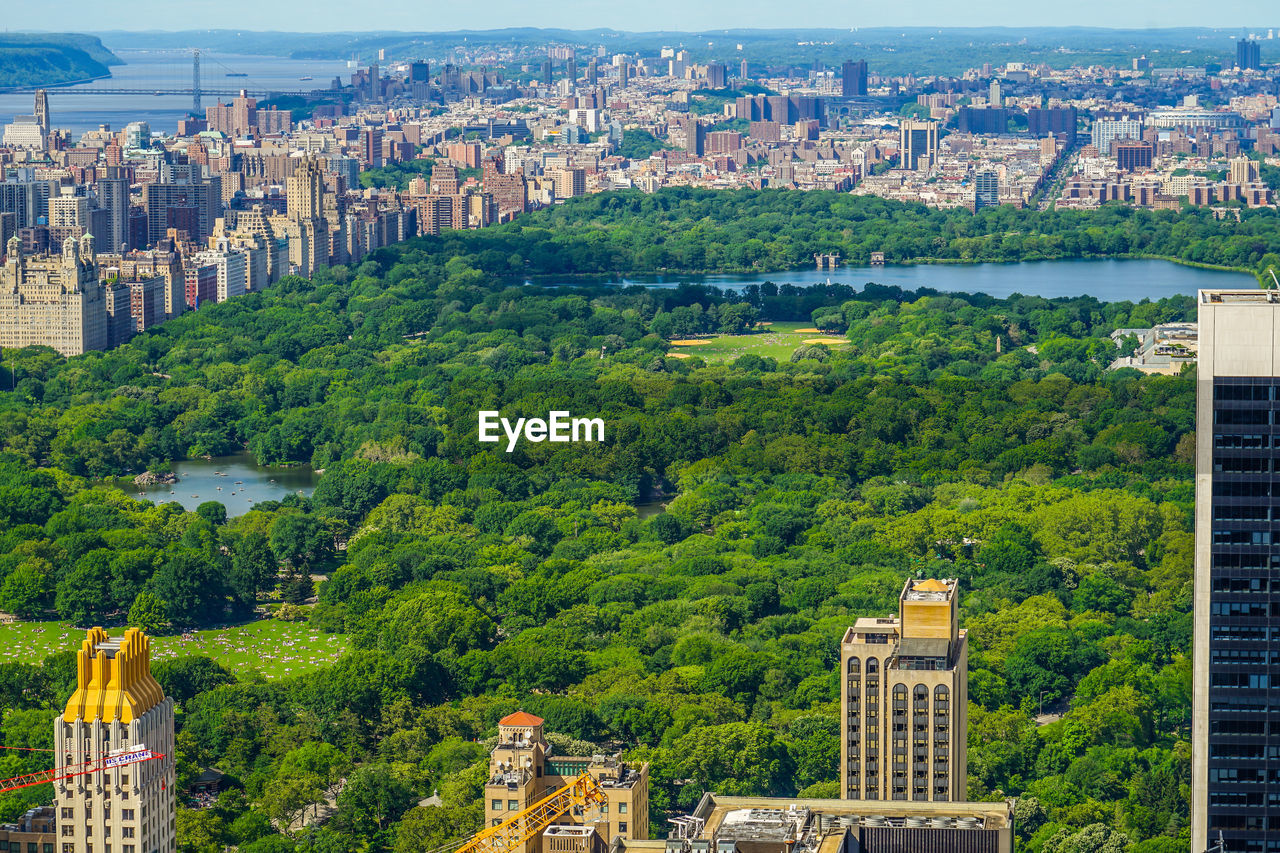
[529,258,1255,301]
[120,451,320,516]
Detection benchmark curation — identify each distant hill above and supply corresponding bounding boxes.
[92,26,1263,75]
[0,34,121,89]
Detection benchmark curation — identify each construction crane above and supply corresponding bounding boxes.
[443,771,606,853]
[0,745,163,794]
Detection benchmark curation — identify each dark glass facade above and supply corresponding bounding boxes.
[1207,377,1280,851]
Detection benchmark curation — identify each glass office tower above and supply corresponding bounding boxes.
[1194,290,1280,853]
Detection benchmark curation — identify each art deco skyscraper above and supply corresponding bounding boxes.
[55,627,176,853]
[283,156,329,276]
[841,578,968,802]
[1192,289,1280,852]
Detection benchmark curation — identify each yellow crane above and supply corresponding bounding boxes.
[451,771,606,853]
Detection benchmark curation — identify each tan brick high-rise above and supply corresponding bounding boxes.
[840,578,969,802]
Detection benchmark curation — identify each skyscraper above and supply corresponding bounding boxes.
[98,169,131,253]
[541,59,553,85]
[841,578,968,802]
[974,171,1000,210]
[900,119,939,171]
[1090,116,1143,156]
[33,89,50,137]
[1028,107,1078,140]
[283,157,329,276]
[287,156,326,222]
[1238,38,1262,71]
[1193,290,1280,852]
[55,627,177,853]
[842,59,868,97]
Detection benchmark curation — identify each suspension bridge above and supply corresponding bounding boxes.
[0,49,325,113]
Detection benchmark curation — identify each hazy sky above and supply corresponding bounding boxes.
[9,0,1278,34]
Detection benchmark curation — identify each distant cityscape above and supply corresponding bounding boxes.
[0,34,1279,355]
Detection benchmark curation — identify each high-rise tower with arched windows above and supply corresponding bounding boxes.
[840,578,968,802]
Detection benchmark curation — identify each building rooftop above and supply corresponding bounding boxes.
[902,577,956,602]
[652,794,1014,853]
[1200,289,1280,304]
[500,710,545,727]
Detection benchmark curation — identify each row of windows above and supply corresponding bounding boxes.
[1216,409,1274,426]
[1208,814,1275,831]
[1211,673,1274,688]
[1212,531,1276,545]
[1215,433,1280,449]
[1212,554,1280,569]
[1212,624,1280,641]
[1210,791,1280,807]
[1211,700,1274,712]
[1212,578,1280,593]
[1210,602,1280,617]
[1210,744,1280,759]
[1209,768,1280,783]
[1214,384,1280,401]
[1213,482,1280,497]
[1214,505,1276,521]
[1212,649,1280,665]
[1215,457,1280,474]
[1212,720,1275,735]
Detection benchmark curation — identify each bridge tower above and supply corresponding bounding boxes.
[192,48,201,115]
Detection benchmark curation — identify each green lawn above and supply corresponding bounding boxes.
[669,321,848,362]
[0,619,348,679]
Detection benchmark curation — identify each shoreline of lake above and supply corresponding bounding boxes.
[116,451,320,516]
[514,257,1254,302]
[515,254,1260,284]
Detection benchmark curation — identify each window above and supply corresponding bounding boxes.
[618,822,628,833]
[121,810,133,821]
[60,809,72,820]
[508,800,518,811]
[618,803,627,814]
[491,800,502,811]
[121,829,133,839]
